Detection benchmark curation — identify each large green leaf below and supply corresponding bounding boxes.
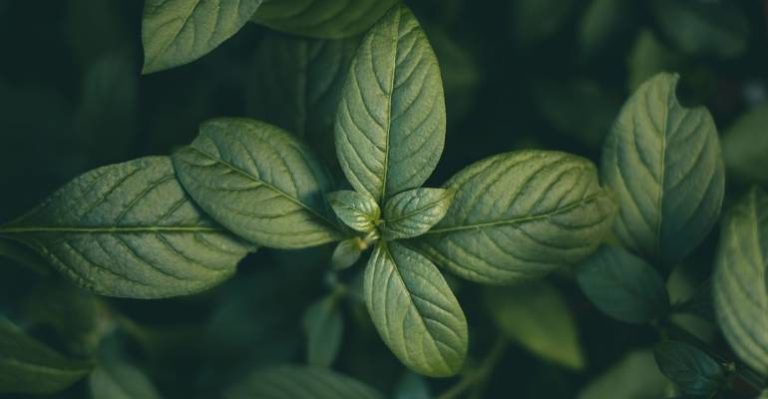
[303,294,344,367]
[0,157,251,298]
[226,365,384,399]
[364,241,467,377]
[412,150,616,285]
[251,0,399,39]
[485,281,584,370]
[601,72,724,266]
[247,32,359,168]
[722,104,768,186]
[335,5,446,204]
[577,245,669,324]
[0,318,93,395]
[713,188,768,376]
[173,118,342,249]
[142,0,263,73]
[654,340,724,396]
[382,188,454,240]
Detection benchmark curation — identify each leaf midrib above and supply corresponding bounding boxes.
[423,192,605,235]
[378,8,401,203]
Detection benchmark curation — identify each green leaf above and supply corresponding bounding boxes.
[251,0,399,39]
[303,295,344,367]
[331,238,365,270]
[627,30,682,92]
[652,0,748,59]
[0,157,251,298]
[577,245,669,324]
[335,5,446,204]
[722,104,768,186]
[382,188,454,240]
[654,341,724,396]
[246,32,360,169]
[713,187,768,376]
[511,0,576,45]
[578,349,671,399]
[142,0,263,73]
[578,0,635,59]
[601,72,725,266]
[90,357,163,399]
[0,318,93,395]
[485,281,584,370]
[327,190,380,233]
[364,241,467,377]
[394,371,432,399]
[173,118,342,249]
[0,238,49,274]
[226,365,385,399]
[412,150,616,285]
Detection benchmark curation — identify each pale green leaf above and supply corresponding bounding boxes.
[412,150,616,285]
[485,281,584,370]
[601,72,725,266]
[654,340,724,396]
[627,30,682,92]
[0,157,251,298]
[251,0,399,39]
[364,241,467,377]
[335,5,446,204]
[327,190,380,233]
[577,245,669,324]
[0,318,93,395]
[652,0,748,59]
[713,187,768,376]
[90,358,163,399]
[578,349,672,399]
[722,104,768,186]
[331,238,364,270]
[246,32,359,169]
[173,118,342,249]
[142,0,263,73]
[303,295,343,367]
[382,188,454,240]
[226,365,385,399]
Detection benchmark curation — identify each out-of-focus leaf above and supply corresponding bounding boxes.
[627,30,683,91]
[331,239,365,270]
[485,281,584,370]
[578,0,636,59]
[511,0,577,45]
[654,341,724,396]
[722,104,768,186]
[0,317,93,395]
[90,348,163,399]
[0,238,49,274]
[578,350,672,399]
[66,0,130,66]
[303,294,343,367]
[427,27,480,122]
[577,245,670,324]
[652,0,748,58]
[226,365,385,399]
[394,371,432,399]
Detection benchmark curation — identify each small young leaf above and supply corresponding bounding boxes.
[722,104,768,186]
[226,365,385,399]
[327,190,380,233]
[364,241,467,377]
[90,357,163,399]
[577,245,669,324]
[331,238,365,270]
[412,150,616,285]
[142,0,263,73]
[578,349,671,399]
[335,5,446,204]
[654,341,724,396]
[382,188,454,240]
[173,118,342,249]
[303,295,344,367]
[0,157,251,298]
[485,281,584,370]
[601,72,725,266]
[251,0,398,39]
[713,188,768,376]
[0,318,93,395]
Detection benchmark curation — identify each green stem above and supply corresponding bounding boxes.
[438,337,507,399]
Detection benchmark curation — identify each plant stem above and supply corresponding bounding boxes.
[438,337,507,399]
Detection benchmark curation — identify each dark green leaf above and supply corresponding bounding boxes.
[601,72,725,266]
[382,188,454,240]
[225,365,385,399]
[627,30,682,91]
[0,157,251,298]
[578,0,635,59]
[578,349,671,399]
[142,0,264,73]
[713,187,768,376]
[173,118,342,249]
[485,281,584,370]
[412,150,616,285]
[364,241,467,377]
[394,371,432,399]
[577,245,669,324]
[654,341,724,396]
[303,295,343,367]
[511,0,576,45]
[327,190,380,233]
[722,104,768,186]
[90,357,163,399]
[0,238,49,274]
[335,5,446,204]
[251,0,399,39]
